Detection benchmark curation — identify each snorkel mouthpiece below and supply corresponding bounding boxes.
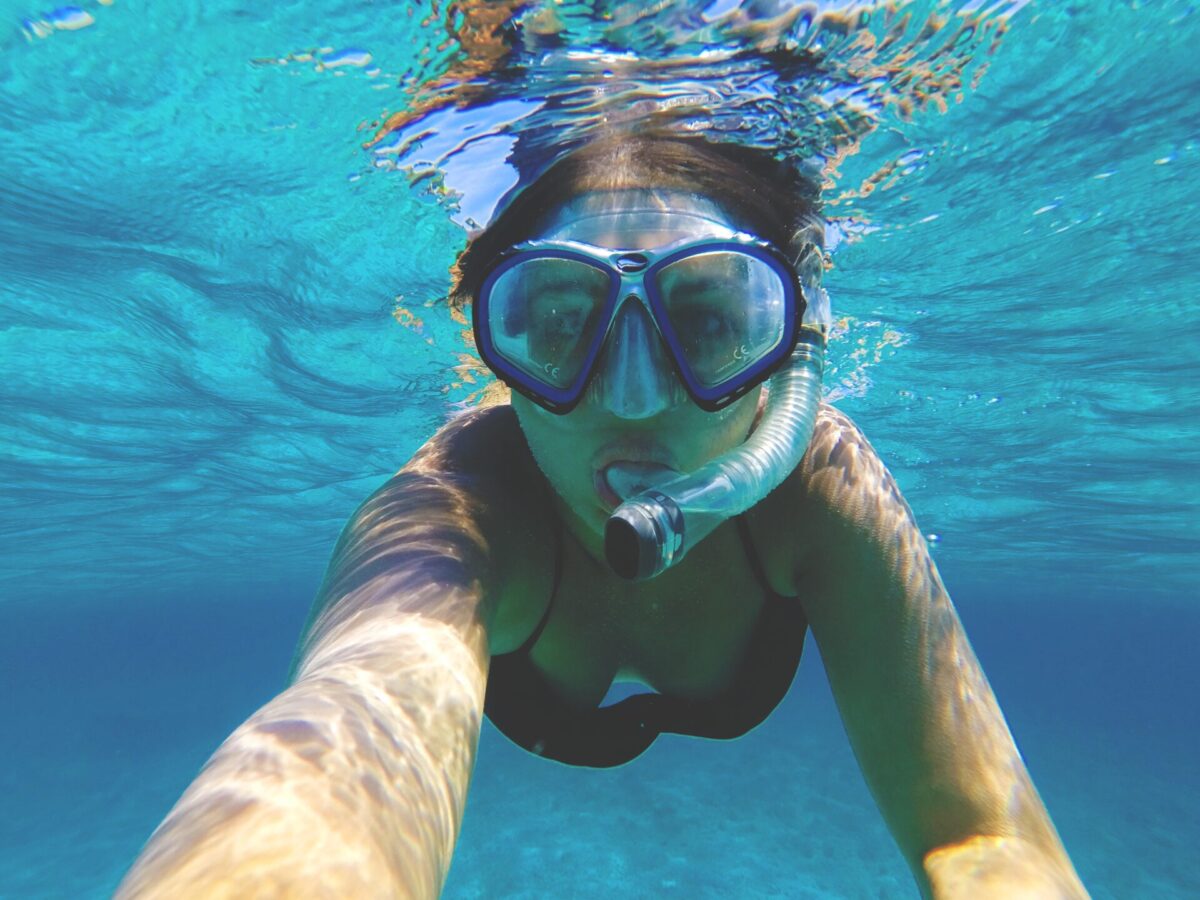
[604,331,826,580]
[604,490,684,580]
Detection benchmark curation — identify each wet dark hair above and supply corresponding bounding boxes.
[449,135,822,310]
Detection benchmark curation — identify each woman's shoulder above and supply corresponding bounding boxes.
[333,403,552,586]
[402,404,559,650]
[392,403,556,550]
[746,402,912,591]
[403,404,528,478]
[798,402,915,527]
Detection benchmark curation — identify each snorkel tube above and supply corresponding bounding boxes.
[604,327,826,580]
[511,186,831,581]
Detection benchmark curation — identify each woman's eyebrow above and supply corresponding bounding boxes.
[661,274,724,293]
[528,278,592,294]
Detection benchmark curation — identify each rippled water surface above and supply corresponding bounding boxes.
[1,1,1197,897]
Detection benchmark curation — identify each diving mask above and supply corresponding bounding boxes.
[473,232,804,414]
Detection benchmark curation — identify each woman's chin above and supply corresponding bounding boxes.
[551,494,609,562]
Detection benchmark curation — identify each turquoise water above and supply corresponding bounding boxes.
[1,1,1197,897]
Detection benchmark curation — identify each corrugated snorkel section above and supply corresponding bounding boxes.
[604,328,826,580]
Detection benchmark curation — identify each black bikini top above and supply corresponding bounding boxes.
[483,517,807,768]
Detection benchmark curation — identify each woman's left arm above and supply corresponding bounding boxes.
[790,407,1089,900]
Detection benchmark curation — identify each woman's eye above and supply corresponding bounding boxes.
[542,303,585,335]
[676,299,737,339]
[529,295,591,355]
[702,310,735,335]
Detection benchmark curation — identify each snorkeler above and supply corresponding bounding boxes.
[117,136,1089,898]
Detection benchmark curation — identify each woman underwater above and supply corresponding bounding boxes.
[118,136,1089,898]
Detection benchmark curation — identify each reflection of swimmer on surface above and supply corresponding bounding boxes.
[117,136,1090,899]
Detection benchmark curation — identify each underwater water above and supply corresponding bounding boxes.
[1,0,1197,897]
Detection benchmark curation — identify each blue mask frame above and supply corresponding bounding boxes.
[473,233,806,414]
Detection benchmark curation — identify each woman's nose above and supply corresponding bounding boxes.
[588,298,686,419]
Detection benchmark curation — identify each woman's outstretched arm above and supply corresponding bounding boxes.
[790,406,1089,900]
[117,407,552,899]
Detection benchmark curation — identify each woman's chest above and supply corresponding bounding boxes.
[526,521,770,706]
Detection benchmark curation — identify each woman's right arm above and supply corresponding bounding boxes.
[116,407,553,899]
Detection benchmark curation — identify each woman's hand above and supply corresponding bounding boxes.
[924,835,1090,899]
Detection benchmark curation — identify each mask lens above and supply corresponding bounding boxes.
[485,256,612,390]
[655,251,788,389]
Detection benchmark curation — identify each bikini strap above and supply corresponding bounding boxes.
[515,523,564,656]
[734,514,785,601]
